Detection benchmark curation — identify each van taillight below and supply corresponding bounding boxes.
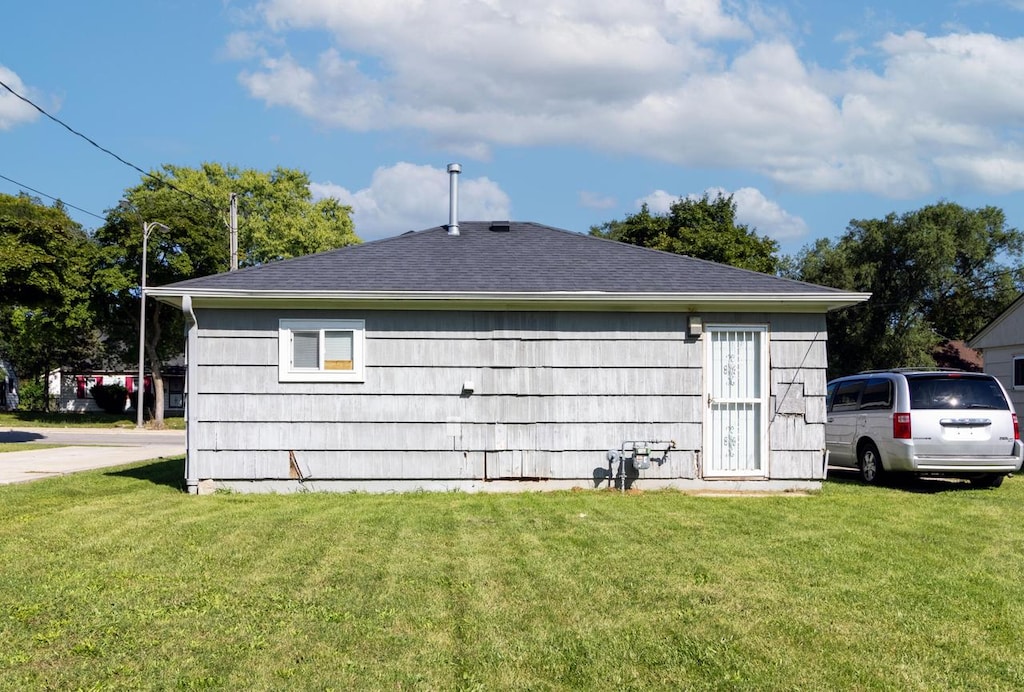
[894,413,912,439]
[1014,413,1020,441]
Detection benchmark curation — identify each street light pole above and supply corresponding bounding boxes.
[138,220,169,428]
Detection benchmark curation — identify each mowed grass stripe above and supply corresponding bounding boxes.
[1,459,1023,689]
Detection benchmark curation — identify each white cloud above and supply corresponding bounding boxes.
[223,31,268,61]
[579,191,617,209]
[726,187,808,240]
[637,186,808,240]
[935,152,1024,193]
[310,162,512,240]
[637,189,677,214]
[0,66,41,130]
[231,1,1024,196]
[239,50,386,130]
[236,0,749,135]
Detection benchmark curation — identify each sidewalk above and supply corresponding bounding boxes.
[1,426,185,445]
[0,431,185,485]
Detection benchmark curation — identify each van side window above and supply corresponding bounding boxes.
[832,380,865,412]
[826,381,838,410]
[859,378,893,410]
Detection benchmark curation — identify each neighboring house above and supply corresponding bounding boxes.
[0,359,17,410]
[933,339,982,372]
[48,367,186,414]
[149,220,868,495]
[969,294,1024,411]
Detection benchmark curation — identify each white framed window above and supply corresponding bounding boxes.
[278,319,365,382]
[1014,355,1024,389]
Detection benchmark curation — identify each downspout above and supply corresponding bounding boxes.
[182,295,199,494]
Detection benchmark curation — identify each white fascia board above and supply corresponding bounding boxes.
[147,288,871,313]
[968,292,1024,349]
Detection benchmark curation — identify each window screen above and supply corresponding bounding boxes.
[1014,357,1024,388]
[292,331,319,369]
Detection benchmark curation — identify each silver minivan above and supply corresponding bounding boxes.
[825,369,1023,487]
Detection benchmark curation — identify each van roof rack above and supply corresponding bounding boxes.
[858,367,967,374]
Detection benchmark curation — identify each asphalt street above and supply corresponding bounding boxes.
[0,427,186,485]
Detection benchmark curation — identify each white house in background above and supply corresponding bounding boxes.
[48,367,185,414]
[150,218,868,496]
[969,293,1024,412]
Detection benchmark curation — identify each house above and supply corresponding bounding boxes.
[969,294,1024,411]
[47,367,186,414]
[0,359,17,411]
[933,339,982,372]
[149,219,868,495]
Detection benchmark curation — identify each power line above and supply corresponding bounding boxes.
[0,77,222,215]
[0,172,106,221]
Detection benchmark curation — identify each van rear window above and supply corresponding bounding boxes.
[907,376,1009,410]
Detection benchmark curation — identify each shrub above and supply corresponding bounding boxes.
[17,378,49,411]
[90,383,129,415]
[128,390,155,416]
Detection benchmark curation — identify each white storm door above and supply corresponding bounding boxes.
[705,326,768,477]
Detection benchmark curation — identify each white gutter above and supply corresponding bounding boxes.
[150,288,870,313]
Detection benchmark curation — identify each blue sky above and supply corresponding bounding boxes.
[3,0,1024,256]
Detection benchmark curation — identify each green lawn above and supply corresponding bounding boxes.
[1,463,1022,690]
[0,411,185,430]
[0,442,66,453]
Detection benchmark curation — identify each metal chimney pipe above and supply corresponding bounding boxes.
[447,163,461,236]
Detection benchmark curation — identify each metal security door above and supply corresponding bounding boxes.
[705,326,768,477]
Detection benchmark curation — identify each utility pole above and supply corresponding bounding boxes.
[138,220,170,429]
[229,192,238,271]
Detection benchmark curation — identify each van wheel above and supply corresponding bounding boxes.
[970,474,1005,489]
[858,443,884,484]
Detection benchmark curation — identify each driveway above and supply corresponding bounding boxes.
[0,427,186,485]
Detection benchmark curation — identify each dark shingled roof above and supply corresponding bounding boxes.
[158,221,842,295]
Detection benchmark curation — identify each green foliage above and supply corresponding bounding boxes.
[0,194,89,307]
[0,411,185,429]
[785,202,1024,377]
[96,162,359,273]
[591,192,780,273]
[89,383,128,415]
[14,377,48,411]
[91,163,360,423]
[0,193,102,393]
[127,389,155,416]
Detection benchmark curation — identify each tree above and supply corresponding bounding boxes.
[784,202,1024,377]
[92,163,358,426]
[0,193,101,409]
[590,193,780,273]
